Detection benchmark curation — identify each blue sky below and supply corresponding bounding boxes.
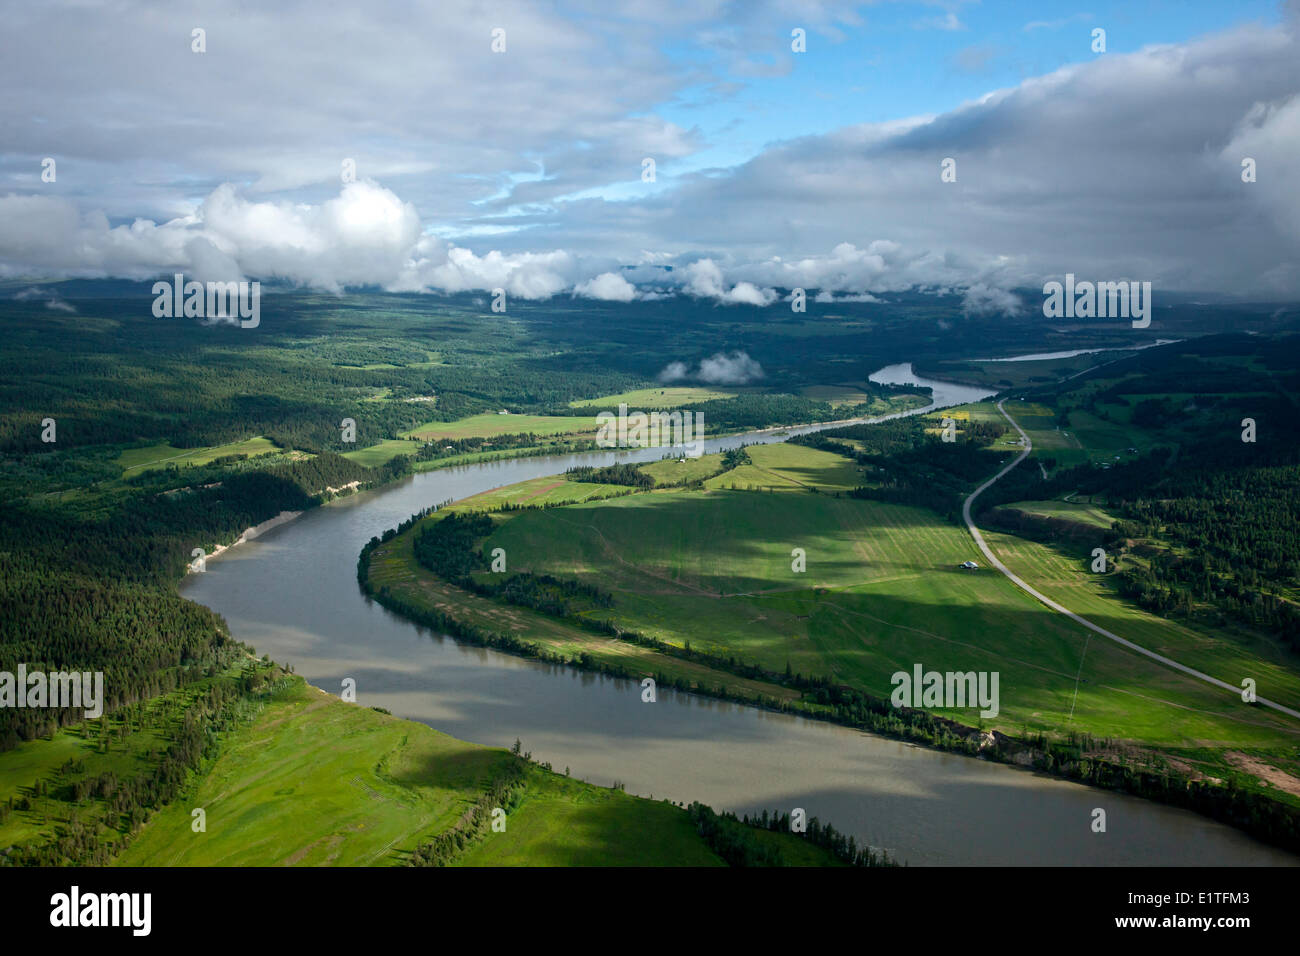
[651,1,1286,179]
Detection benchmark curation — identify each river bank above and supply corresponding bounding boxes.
[175,361,1297,865]
[186,509,304,575]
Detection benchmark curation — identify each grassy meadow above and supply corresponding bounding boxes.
[404,413,596,441]
[117,677,832,867]
[116,436,282,476]
[570,386,738,408]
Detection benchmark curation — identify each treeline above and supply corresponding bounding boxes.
[411,512,614,613]
[680,394,836,429]
[0,559,237,747]
[408,758,527,866]
[565,463,654,488]
[688,803,896,867]
[1109,446,1300,649]
[3,663,285,865]
[414,431,601,464]
[1,450,386,590]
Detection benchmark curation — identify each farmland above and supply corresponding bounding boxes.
[370,437,1300,771]
[116,436,282,477]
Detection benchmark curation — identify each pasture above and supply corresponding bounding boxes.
[403,413,596,441]
[118,678,831,866]
[570,386,737,408]
[116,436,281,476]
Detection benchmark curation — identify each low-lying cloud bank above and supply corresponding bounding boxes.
[0,181,1031,310]
[3,11,1300,306]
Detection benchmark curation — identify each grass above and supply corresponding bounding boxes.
[798,385,871,406]
[453,476,638,510]
[403,413,596,441]
[638,452,727,486]
[0,668,245,857]
[374,435,1300,758]
[952,400,1146,470]
[570,386,737,408]
[116,436,281,476]
[486,487,1300,747]
[998,499,1118,530]
[366,518,804,705]
[702,443,862,492]
[982,528,1300,728]
[342,438,420,467]
[116,677,835,866]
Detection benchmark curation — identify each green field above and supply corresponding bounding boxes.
[0,666,252,859]
[342,438,420,467]
[117,677,832,867]
[570,386,738,408]
[404,413,596,441]
[953,400,1143,470]
[998,499,1118,529]
[374,439,1300,770]
[116,436,281,476]
[798,385,871,405]
[456,476,639,510]
[638,452,727,486]
[702,442,862,492]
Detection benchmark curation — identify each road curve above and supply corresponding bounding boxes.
[961,398,1300,722]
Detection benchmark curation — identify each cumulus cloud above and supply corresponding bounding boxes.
[0,181,424,290]
[573,272,637,301]
[0,182,599,300]
[3,5,1300,300]
[682,259,778,305]
[657,361,690,382]
[658,351,764,384]
[961,284,1024,317]
[699,350,764,383]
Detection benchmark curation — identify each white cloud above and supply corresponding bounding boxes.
[3,7,1300,299]
[659,350,764,384]
[573,272,637,301]
[682,258,778,305]
[815,290,883,303]
[657,361,690,382]
[961,284,1023,317]
[698,350,764,384]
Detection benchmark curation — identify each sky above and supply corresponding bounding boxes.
[2,0,1299,309]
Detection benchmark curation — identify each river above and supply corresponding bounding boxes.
[967,340,1182,362]
[178,364,1296,866]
